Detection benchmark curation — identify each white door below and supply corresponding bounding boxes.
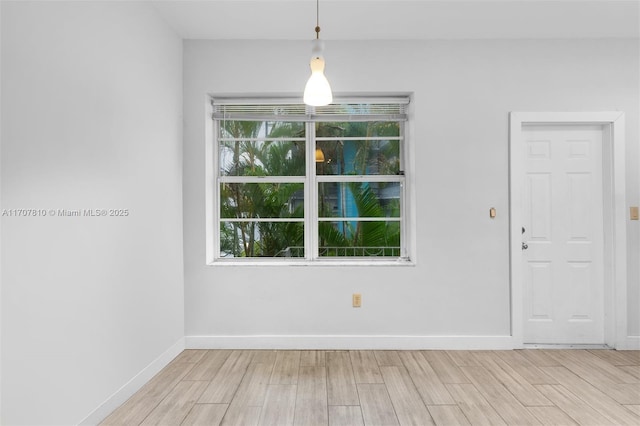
[522,124,605,344]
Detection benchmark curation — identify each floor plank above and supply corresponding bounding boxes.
[460,366,541,425]
[220,362,273,426]
[326,351,359,406]
[536,384,611,426]
[221,406,262,426]
[199,350,253,403]
[445,383,506,425]
[294,366,328,426]
[101,360,196,425]
[519,350,563,367]
[172,350,208,365]
[300,350,326,366]
[422,351,469,384]
[181,404,228,426]
[357,384,399,426]
[374,351,404,367]
[556,350,639,385]
[599,383,640,405]
[588,349,640,366]
[227,362,273,407]
[427,405,471,426]
[328,406,364,426]
[472,351,552,406]
[493,350,559,385]
[140,381,208,425]
[251,350,278,365]
[620,365,640,380]
[270,351,301,384]
[184,350,232,381]
[397,351,454,405]
[380,366,434,425]
[625,405,640,416]
[526,405,578,425]
[539,366,640,425]
[445,351,484,367]
[350,351,384,384]
[257,385,297,426]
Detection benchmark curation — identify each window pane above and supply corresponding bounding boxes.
[220,221,304,258]
[220,120,305,138]
[318,182,400,218]
[212,99,411,263]
[219,120,305,176]
[315,121,400,176]
[318,221,400,257]
[221,183,304,219]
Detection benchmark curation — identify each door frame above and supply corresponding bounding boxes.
[509,112,627,349]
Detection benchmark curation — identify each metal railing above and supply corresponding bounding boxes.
[276,246,400,257]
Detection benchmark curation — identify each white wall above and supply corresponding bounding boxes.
[1,2,184,424]
[0,2,3,421]
[183,39,639,346]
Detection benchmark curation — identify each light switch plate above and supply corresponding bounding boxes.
[352,293,362,308]
[631,206,639,220]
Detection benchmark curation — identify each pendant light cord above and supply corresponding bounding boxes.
[315,0,320,39]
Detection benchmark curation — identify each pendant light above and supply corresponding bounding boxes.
[303,0,333,106]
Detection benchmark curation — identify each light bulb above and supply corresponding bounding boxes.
[304,56,333,106]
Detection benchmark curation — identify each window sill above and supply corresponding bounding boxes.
[207,258,415,267]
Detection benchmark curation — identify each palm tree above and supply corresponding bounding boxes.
[219,120,305,257]
[316,121,401,256]
[220,118,401,258]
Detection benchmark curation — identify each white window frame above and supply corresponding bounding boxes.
[205,96,414,266]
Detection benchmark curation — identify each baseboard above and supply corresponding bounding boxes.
[78,337,185,426]
[185,335,514,350]
[620,335,640,350]
[523,343,610,349]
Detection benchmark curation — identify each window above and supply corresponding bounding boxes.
[207,97,411,264]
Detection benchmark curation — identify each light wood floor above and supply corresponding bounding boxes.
[101,349,640,426]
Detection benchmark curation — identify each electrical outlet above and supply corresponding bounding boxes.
[631,207,639,220]
[352,293,362,308]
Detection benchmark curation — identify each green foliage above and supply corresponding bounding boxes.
[220,119,401,258]
[219,120,305,257]
[348,183,400,255]
[316,121,400,176]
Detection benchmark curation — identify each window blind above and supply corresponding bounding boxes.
[211,97,409,122]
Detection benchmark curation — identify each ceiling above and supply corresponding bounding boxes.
[150,0,640,40]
